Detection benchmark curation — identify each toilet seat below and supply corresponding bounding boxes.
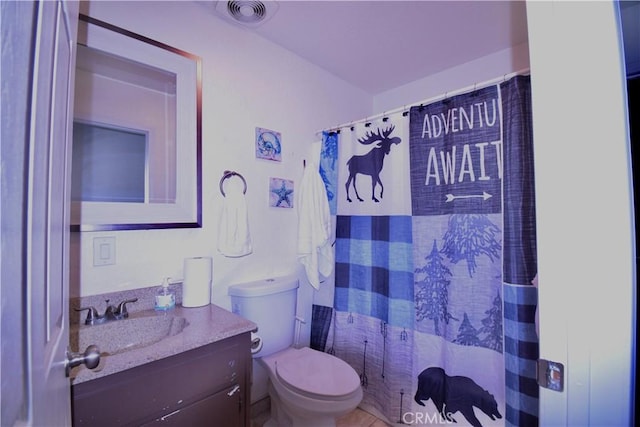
[273,347,361,400]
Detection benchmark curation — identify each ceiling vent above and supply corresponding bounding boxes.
[213,1,279,28]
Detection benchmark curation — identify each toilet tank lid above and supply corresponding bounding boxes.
[228,275,299,297]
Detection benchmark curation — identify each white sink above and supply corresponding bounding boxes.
[70,314,188,356]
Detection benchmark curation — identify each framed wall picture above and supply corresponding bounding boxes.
[256,127,282,161]
[269,177,293,208]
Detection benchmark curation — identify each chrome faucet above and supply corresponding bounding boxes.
[75,298,138,325]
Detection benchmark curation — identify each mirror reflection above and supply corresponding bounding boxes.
[73,43,177,205]
[72,121,148,203]
[71,15,201,231]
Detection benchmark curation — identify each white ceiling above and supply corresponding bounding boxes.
[208,0,530,95]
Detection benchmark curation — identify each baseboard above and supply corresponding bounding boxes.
[250,396,270,418]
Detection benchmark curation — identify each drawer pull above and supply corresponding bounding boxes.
[227,385,240,396]
[160,409,181,421]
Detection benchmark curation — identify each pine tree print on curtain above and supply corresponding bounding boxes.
[409,84,505,427]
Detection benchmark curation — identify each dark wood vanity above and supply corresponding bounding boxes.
[68,296,256,427]
[72,332,251,426]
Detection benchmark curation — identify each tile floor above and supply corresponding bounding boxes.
[336,408,391,427]
[251,406,391,427]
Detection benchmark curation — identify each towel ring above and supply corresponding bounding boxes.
[219,170,247,197]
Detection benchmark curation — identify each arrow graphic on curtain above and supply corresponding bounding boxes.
[445,192,493,202]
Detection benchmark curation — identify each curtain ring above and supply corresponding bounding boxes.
[219,170,247,197]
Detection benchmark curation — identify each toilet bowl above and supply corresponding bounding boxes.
[261,347,363,427]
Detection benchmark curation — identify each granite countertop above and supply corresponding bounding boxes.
[69,303,257,385]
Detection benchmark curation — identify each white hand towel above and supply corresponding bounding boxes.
[218,185,253,257]
[297,141,334,289]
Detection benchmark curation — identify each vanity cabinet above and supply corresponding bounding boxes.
[71,332,251,426]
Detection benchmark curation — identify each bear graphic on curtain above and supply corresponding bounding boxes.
[415,367,502,427]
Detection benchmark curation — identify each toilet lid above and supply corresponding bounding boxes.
[275,348,360,399]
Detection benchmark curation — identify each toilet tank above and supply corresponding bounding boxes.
[228,276,299,357]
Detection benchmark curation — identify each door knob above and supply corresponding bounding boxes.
[65,344,100,377]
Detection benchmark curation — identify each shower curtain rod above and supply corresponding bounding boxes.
[317,67,530,135]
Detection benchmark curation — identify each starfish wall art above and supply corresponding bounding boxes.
[269,177,294,208]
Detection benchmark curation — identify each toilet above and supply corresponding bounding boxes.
[228,276,362,427]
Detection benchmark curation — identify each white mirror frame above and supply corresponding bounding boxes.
[71,15,202,231]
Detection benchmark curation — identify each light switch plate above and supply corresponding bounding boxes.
[93,236,116,266]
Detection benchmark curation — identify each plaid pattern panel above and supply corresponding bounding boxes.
[310,304,333,352]
[503,283,539,427]
[334,215,414,329]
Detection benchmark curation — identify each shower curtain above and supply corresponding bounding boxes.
[318,75,537,427]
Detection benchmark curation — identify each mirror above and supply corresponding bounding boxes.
[71,14,202,231]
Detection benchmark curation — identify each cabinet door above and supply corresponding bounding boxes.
[142,384,244,427]
[72,334,250,426]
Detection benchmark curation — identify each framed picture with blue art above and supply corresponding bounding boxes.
[256,127,282,161]
[269,177,294,208]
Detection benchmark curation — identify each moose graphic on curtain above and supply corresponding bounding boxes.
[344,125,402,203]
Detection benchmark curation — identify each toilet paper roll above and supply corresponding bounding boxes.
[182,257,212,307]
[250,332,263,354]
